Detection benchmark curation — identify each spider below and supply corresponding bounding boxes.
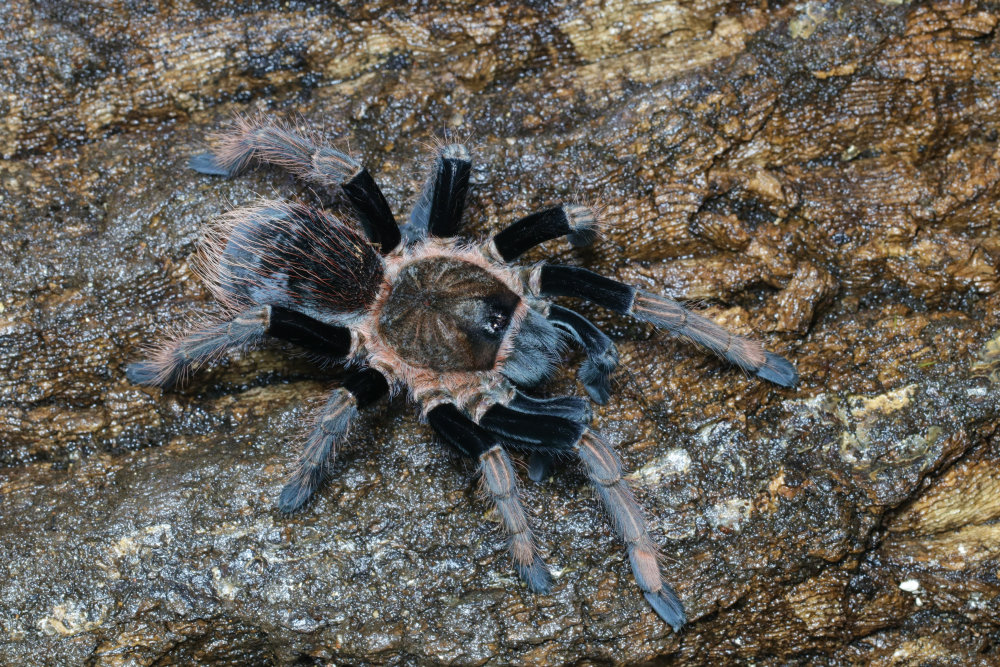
[126,115,798,632]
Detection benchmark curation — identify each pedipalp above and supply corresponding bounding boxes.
[546,305,619,404]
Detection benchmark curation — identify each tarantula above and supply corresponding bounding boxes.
[127,116,798,631]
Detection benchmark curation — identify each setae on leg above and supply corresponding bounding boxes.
[575,431,686,631]
[189,115,401,253]
[547,305,619,404]
[488,204,600,262]
[406,144,472,240]
[127,306,354,388]
[126,307,272,387]
[479,445,553,594]
[278,367,389,512]
[427,404,552,593]
[535,265,799,387]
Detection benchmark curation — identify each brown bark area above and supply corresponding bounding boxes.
[1,1,999,665]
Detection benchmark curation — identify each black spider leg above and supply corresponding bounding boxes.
[126,305,352,388]
[506,391,592,423]
[536,266,799,387]
[480,402,586,484]
[403,144,472,241]
[189,120,401,253]
[278,367,389,513]
[480,404,586,452]
[489,205,600,262]
[467,402,686,631]
[547,305,620,405]
[340,167,401,254]
[503,391,593,482]
[427,404,553,593]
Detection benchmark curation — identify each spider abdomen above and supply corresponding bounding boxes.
[198,200,384,322]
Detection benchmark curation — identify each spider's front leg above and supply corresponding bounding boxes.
[485,205,616,401]
[427,403,553,593]
[406,144,473,240]
[535,266,800,387]
[127,305,353,388]
[278,367,389,512]
[499,391,594,482]
[487,204,601,262]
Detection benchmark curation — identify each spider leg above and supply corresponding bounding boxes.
[126,307,271,387]
[488,205,600,262]
[278,367,389,512]
[264,305,354,358]
[403,143,472,240]
[189,117,400,253]
[534,266,799,387]
[575,430,686,632]
[126,305,352,388]
[507,391,592,424]
[427,404,553,593]
[502,391,592,483]
[480,403,586,453]
[468,403,686,628]
[527,452,555,483]
[547,305,619,404]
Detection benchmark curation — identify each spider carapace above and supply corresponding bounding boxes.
[127,116,799,631]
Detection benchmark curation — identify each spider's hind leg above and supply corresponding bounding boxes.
[127,305,354,388]
[190,116,401,253]
[427,404,553,593]
[126,307,272,388]
[278,367,389,513]
[575,431,686,632]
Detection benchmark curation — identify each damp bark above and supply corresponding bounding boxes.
[2,1,1000,665]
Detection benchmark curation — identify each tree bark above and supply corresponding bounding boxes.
[1,1,999,665]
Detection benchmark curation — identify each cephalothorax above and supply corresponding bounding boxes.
[128,116,798,631]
